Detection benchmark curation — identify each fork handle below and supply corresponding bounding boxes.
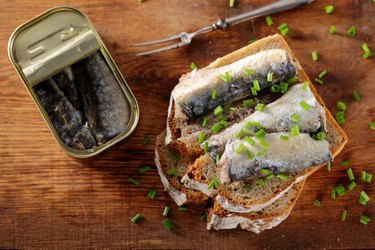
[213,0,314,30]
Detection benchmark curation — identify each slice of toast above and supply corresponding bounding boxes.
[207,179,305,234]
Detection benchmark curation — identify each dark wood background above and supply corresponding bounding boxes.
[0,0,374,249]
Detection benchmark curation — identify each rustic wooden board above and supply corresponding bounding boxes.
[0,0,374,249]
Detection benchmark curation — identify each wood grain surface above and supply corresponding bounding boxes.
[0,0,374,249]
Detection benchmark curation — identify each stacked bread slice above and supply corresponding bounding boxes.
[155,34,347,233]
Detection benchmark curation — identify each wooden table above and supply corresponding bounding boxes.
[0,0,374,249]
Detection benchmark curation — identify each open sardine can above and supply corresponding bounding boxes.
[8,7,139,158]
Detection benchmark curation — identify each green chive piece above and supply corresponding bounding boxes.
[325,5,334,14]
[266,174,275,180]
[265,16,273,26]
[335,184,346,196]
[131,214,142,223]
[248,39,257,44]
[267,72,273,82]
[167,169,178,175]
[211,123,223,134]
[229,0,235,8]
[279,82,289,94]
[336,101,347,111]
[318,69,327,79]
[128,177,140,186]
[331,189,336,199]
[363,51,372,59]
[207,178,220,190]
[178,206,188,211]
[257,178,265,188]
[315,78,324,85]
[329,25,336,34]
[245,121,262,129]
[291,125,300,136]
[254,129,266,138]
[361,171,367,182]
[360,215,371,225]
[147,188,157,199]
[219,119,230,127]
[245,68,254,75]
[245,149,253,160]
[201,117,208,127]
[312,51,318,61]
[162,218,174,230]
[280,27,289,36]
[365,173,373,183]
[211,90,217,100]
[287,77,297,84]
[270,84,280,93]
[190,62,198,70]
[251,87,258,96]
[138,165,152,173]
[200,212,207,222]
[198,131,206,144]
[220,71,230,82]
[340,160,349,166]
[347,181,357,191]
[335,112,346,125]
[214,106,224,116]
[142,135,150,145]
[244,184,253,191]
[300,100,310,111]
[253,79,260,91]
[341,210,347,222]
[170,152,180,162]
[362,43,371,53]
[327,161,331,171]
[235,129,244,139]
[163,206,170,217]
[244,136,255,146]
[278,23,288,30]
[280,135,289,141]
[277,23,289,36]
[235,143,244,154]
[291,113,301,123]
[302,81,309,90]
[255,103,265,111]
[352,91,361,102]
[215,153,220,164]
[257,151,265,157]
[347,168,355,181]
[261,168,270,176]
[370,122,375,130]
[359,191,370,205]
[243,99,254,106]
[257,138,269,149]
[315,132,326,141]
[204,141,209,153]
[347,25,356,37]
[313,200,321,206]
[277,173,288,181]
[229,107,237,112]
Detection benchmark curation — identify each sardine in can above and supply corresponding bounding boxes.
[8,7,139,158]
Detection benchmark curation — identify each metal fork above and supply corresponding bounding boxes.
[131,0,314,56]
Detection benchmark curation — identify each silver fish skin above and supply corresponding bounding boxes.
[218,133,332,184]
[207,83,326,158]
[172,49,296,120]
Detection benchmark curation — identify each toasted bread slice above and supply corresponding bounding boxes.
[207,179,305,233]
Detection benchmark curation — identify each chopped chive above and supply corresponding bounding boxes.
[167,169,178,175]
[162,218,174,230]
[347,181,357,191]
[257,138,269,149]
[235,143,244,154]
[335,112,346,125]
[359,190,370,205]
[362,43,371,53]
[318,69,327,79]
[287,77,297,84]
[243,99,254,106]
[128,177,140,186]
[244,136,255,146]
[201,117,208,127]
[256,151,265,157]
[280,27,289,36]
[245,149,253,160]
[198,131,206,144]
[267,72,273,82]
[365,173,372,183]
[279,82,289,94]
[190,62,197,70]
[313,200,321,206]
[147,188,157,199]
[336,101,347,111]
[253,79,260,91]
[178,206,188,211]
[219,120,230,127]
[340,160,349,166]
[277,173,288,181]
[255,103,265,111]
[300,100,310,111]
[235,129,244,139]
[261,168,270,176]
[131,214,142,223]
[142,135,150,145]
[315,78,324,85]
[266,174,275,180]
[229,0,235,8]
[265,16,273,26]
[311,51,318,61]
[302,81,309,90]
[291,113,301,123]
[315,132,326,141]
[331,189,336,199]
[229,107,237,112]
[327,161,331,171]
[352,91,361,102]
[248,39,257,44]
[200,212,207,221]
[270,84,280,93]
[163,206,170,217]
[220,71,230,82]
[277,23,288,30]
[257,178,265,188]
[251,87,258,96]
[361,171,367,182]
[280,135,289,141]
[245,121,262,129]
[138,165,152,173]
[254,129,266,138]
[360,215,371,225]
[215,153,220,164]
[214,106,224,116]
[291,125,300,136]
[370,122,375,130]
[335,184,346,196]
[244,184,253,191]
[211,90,217,100]
[170,152,180,162]
[347,168,355,181]
[207,178,220,190]
[363,51,372,59]
[211,123,223,134]
[325,5,334,14]
[245,68,254,75]
[329,24,336,34]
[341,210,347,222]
[347,25,356,37]
[204,141,209,153]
